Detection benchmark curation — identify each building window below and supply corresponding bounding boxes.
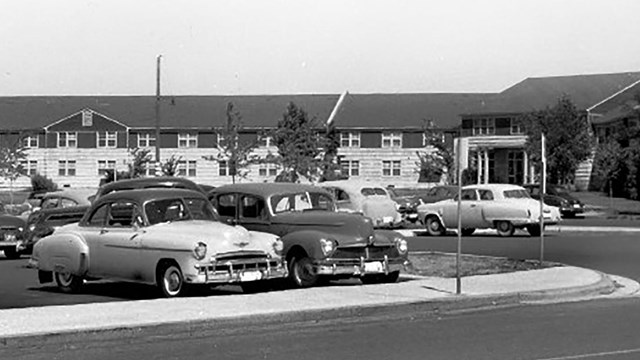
[97,160,116,176]
[178,160,197,177]
[82,110,93,127]
[340,132,360,148]
[259,136,273,147]
[258,163,279,176]
[422,132,445,147]
[382,160,401,176]
[510,119,523,135]
[58,160,76,176]
[97,131,117,148]
[381,132,402,148]
[23,135,39,148]
[178,133,198,148]
[472,119,495,135]
[57,132,77,148]
[219,160,228,176]
[340,160,360,176]
[21,160,38,176]
[137,133,156,148]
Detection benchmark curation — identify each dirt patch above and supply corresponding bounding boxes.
[407,251,561,278]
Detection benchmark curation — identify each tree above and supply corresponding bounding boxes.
[203,102,260,184]
[161,154,182,176]
[520,96,594,185]
[415,119,454,183]
[269,102,326,183]
[0,136,28,204]
[100,147,153,185]
[319,121,344,182]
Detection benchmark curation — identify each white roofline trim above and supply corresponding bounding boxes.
[586,79,640,112]
[43,108,131,130]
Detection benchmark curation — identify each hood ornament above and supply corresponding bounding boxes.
[234,240,250,248]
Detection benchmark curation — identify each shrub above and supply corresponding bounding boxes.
[30,173,58,192]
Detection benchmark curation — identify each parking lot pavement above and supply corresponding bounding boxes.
[0,265,632,343]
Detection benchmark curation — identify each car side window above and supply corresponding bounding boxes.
[240,195,267,220]
[42,197,59,209]
[310,193,334,211]
[479,190,494,200]
[60,198,78,208]
[334,189,350,201]
[87,204,108,227]
[460,189,478,201]
[107,202,137,227]
[216,194,237,217]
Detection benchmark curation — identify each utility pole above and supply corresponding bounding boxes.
[154,55,162,175]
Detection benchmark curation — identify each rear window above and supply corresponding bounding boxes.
[503,189,530,199]
[361,187,387,196]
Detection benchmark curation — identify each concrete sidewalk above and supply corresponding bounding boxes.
[1,265,637,344]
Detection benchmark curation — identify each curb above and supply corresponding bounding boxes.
[0,269,618,351]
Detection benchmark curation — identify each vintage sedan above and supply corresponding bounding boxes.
[416,184,562,237]
[0,214,26,259]
[29,188,287,297]
[522,184,585,218]
[209,183,410,287]
[319,180,402,228]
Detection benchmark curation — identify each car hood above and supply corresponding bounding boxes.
[142,220,277,256]
[0,215,26,229]
[272,211,376,245]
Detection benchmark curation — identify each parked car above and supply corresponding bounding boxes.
[29,188,287,297]
[92,176,206,202]
[209,183,410,287]
[418,185,459,204]
[386,185,459,223]
[0,214,26,259]
[522,184,585,217]
[36,189,95,211]
[19,205,90,255]
[319,180,402,228]
[416,184,562,237]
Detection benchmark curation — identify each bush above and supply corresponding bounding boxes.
[30,173,58,192]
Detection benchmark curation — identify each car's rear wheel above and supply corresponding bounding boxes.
[157,262,184,298]
[527,225,542,237]
[361,271,400,284]
[3,248,21,259]
[425,216,445,236]
[54,271,83,293]
[461,228,475,236]
[496,221,515,237]
[289,255,319,288]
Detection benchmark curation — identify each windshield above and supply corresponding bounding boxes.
[270,192,335,214]
[361,187,388,196]
[503,189,531,199]
[144,197,217,225]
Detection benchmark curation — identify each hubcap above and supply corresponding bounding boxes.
[59,273,72,286]
[164,269,181,294]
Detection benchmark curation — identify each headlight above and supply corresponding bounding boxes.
[193,242,207,260]
[395,238,408,255]
[272,237,284,255]
[28,223,36,232]
[319,238,335,255]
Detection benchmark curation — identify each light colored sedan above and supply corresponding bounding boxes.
[29,188,287,297]
[319,180,402,228]
[416,184,561,237]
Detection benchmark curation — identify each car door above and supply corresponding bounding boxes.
[441,189,483,228]
[212,193,238,226]
[85,201,142,279]
[236,194,271,234]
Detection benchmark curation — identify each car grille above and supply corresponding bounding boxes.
[331,245,396,260]
[0,228,21,242]
[202,251,279,272]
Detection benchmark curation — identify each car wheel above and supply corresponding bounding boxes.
[289,255,319,288]
[157,262,184,298]
[425,216,445,236]
[3,248,21,259]
[54,271,83,293]
[361,271,400,284]
[527,225,542,237]
[496,221,515,237]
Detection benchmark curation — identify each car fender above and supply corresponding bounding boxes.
[281,230,331,260]
[32,232,89,276]
[372,229,402,245]
[419,208,446,227]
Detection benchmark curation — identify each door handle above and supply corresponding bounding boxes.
[100,229,108,235]
[130,233,139,241]
[470,204,477,208]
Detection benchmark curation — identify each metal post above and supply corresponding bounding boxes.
[154,55,162,174]
[456,136,463,295]
[539,133,546,266]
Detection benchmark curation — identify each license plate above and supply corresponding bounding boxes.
[364,261,383,273]
[240,271,262,282]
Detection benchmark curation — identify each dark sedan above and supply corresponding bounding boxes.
[522,184,585,217]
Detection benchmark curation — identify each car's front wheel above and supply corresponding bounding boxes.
[425,216,446,236]
[361,271,400,284]
[289,255,319,288]
[157,262,184,298]
[54,271,83,293]
[495,221,515,237]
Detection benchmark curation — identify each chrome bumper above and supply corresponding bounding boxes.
[316,255,410,276]
[188,259,288,284]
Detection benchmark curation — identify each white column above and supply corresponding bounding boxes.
[476,150,482,184]
[523,151,529,183]
[483,150,489,184]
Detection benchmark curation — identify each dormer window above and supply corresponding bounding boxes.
[179,133,198,148]
[23,135,39,148]
[382,132,402,148]
[82,110,93,127]
[57,132,77,148]
[340,132,360,148]
[472,119,495,135]
[97,131,117,148]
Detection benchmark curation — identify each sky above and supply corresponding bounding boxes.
[2,0,640,96]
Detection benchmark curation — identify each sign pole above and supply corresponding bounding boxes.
[456,137,463,295]
[539,133,546,266]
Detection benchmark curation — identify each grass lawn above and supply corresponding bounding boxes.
[407,251,560,278]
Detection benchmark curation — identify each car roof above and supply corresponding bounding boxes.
[96,188,208,205]
[42,189,95,203]
[319,180,388,192]
[212,183,332,198]
[462,183,526,191]
[97,177,204,196]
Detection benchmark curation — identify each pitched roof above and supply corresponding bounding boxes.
[331,93,493,130]
[461,72,640,116]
